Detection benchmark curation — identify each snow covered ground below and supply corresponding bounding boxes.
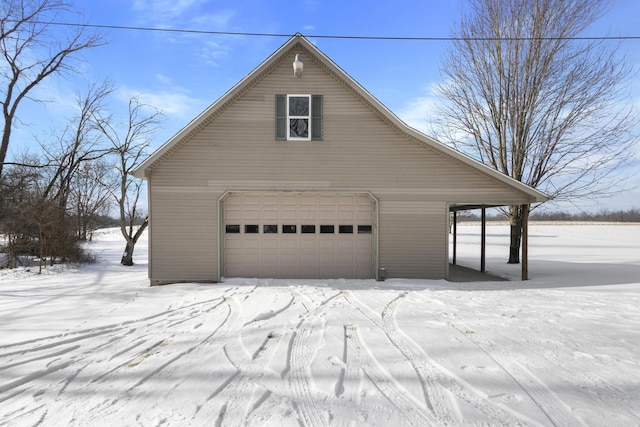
[1,223,639,426]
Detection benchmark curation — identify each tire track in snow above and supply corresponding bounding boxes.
[331,324,366,427]
[286,289,344,427]
[193,295,256,422]
[345,291,535,426]
[499,332,640,422]
[191,288,301,423]
[0,402,47,427]
[124,286,288,425]
[381,295,458,423]
[197,288,347,426]
[0,293,231,358]
[287,289,435,427]
[121,288,252,390]
[0,288,243,425]
[450,323,589,427]
[211,330,287,424]
[87,290,248,423]
[344,324,437,426]
[341,323,362,404]
[35,297,229,425]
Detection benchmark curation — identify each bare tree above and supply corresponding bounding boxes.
[0,158,40,267]
[435,0,637,263]
[95,98,161,266]
[0,0,103,177]
[0,83,112,268]
[39,82,113,208]
[70,159,115,241]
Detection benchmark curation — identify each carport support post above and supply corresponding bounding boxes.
[452,211,457,265]
[481,207,486,273]
[522,204,530,281]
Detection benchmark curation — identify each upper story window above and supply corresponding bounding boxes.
[276,94,322,141]
[288,95,310,139]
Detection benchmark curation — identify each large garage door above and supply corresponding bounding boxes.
[223,193,374,279]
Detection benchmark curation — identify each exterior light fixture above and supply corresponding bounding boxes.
[293,54,303,78]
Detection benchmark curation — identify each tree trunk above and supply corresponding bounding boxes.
[0,119,11,178]
[508,205,523,264]
[120,216,149,266]
[121,241,134,266]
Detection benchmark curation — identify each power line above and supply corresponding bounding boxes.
[26,20,640,42]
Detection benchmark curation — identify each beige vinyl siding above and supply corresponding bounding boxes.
[148,184,219,283]
[378,201,447,279]
[146,44,535,282]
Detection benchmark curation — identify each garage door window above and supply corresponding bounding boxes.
[320,225,335,234]
[301,225,316,234]
[358,225,372,234]
[264,225,278,233]
[339,225,353,234]
[226,225,240,233]
[283,225,297,233]
[245,225,259,233]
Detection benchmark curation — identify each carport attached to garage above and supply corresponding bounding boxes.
[221,192,376,279]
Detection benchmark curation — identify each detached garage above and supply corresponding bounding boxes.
[133,34,546,286]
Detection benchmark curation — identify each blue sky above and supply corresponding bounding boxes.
[10,0,640,212]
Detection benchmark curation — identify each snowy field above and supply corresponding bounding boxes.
[1,223,639,426]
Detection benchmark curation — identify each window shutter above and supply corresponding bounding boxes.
[275,94,286,140]
[311,95,323,140]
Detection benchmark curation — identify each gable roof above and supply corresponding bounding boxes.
[132,33,547,204]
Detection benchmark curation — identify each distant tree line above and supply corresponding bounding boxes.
[456,208,640,223]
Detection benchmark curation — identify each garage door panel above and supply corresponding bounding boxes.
[337,239,355,250]
[262,211,279,221]
[338,212,354,221]
[298,239,317,249]
[318,209,336,221]
[242,237,261,248]
[243,210,261,221]
[281,254,298,263]
[318,239,335,249]
[281,239,298,249]
[357,241,372,251]
[262,239,279,250]
[225,239,243,249]
[223,193,373,279]
[282,209,299,220]
[225,209,243,221]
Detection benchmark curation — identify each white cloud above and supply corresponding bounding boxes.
[195,39,231,67]
[190,10,236,29]
[115,83,209,147]
[133,0,206,20]
[117,84,201,119]
[304,0,320,10]
[396,85,439,135]
[129,2,239,68]
[154,73,174,86]
[133,0,236,32]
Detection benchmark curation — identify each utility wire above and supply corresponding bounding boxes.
[26,20,640,41]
